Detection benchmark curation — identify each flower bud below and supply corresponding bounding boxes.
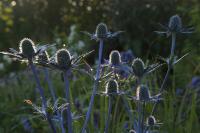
[56,49,71,70]
[136,85,150,101]
[96,23,108,39]
[132,58,145,78]
[106,80,119,94]
[168,15,182,32]
[38,51,49,64]
[19,38,36,59]
[109,50,121,65]
[147,115,156,126]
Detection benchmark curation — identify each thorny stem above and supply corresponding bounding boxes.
[105,97,112,133]
[29,61,57,133]
[151,32,176,115]
[43,68,65,133]
[81,39,104,133]
[63,70,73,133]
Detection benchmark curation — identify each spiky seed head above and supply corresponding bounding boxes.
[38,51,49,64]
[19,38,36,58]
[136,85,150,101]
[109,50,121,65]
[56,49,71,70]
[147,115,156,126]
[168,15,182,32]
[132,58,145,78]
[129,130,136,133]
[106,80,119,95]
[96,23,108,39]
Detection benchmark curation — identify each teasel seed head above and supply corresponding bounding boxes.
[56,49,71,70]
[132,58,145,78]
[136,85,150,101]
[109,50,121,65]
[147,115,156,126]
[168,15,182,32]
[19,38,36,59]
[106,80,119,95]
[38,51,49,64]
[96,23,108,39]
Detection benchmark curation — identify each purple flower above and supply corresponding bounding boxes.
[120,50,134,63]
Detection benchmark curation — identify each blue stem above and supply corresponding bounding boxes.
[63,70,73,133]
[81,39,104,133]
[151,32,176,115]
[43,68,57,102]
[105,97,112,133]
[29,61,57,133]
[43,68,65,133]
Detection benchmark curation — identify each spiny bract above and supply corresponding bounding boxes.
[132,58,145,78]
[19,38,36,59]
[168,15,182,32]
[56,49,71,70]
[38,51,49,64]
[136,85,150,101]
[109,50,121,65]
[96,22,108,39]
[106,80,119,95]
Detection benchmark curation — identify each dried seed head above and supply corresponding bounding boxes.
[132,58,145,78]
[19,38,36,59]
[168,15,182,32]
[106,80,119,94]
[38,51,49,64]
[129,129,136,133]
[109,50,121,65]
[136,85,150,101]
[96,23,108,39]
[56,49,71,70]
[147,115,156,126]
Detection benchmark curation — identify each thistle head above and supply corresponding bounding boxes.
[56,49,71,70]
[109,50,121,65]
[136,85,150,101]
[168,15,182,32]
[19,38,36,59]
[132,58,145,78]
[96,23,108,39]
[106,80,119,95]
[38,51,49,64]
[147,115,156,126]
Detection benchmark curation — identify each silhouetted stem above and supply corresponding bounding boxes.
[141,102,145,133]
[43,68,65,133]
[63,70,73,133]
[29,61,57,133]
[81,39,104,133]
[138,102,142,133]
[151,32,176,115]
[105,97,112,133]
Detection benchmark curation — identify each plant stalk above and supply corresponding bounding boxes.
[81,39,104,133]
[151,32,176,115]
[29,61,57,133]
[63,70,73,133]
[105,96,112,133]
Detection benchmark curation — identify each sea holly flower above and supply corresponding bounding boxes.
[129,129,136,133]
[0,38,52,62]
[131,58,161,80]
[102,50,132,79]
[120,50,134,63]
[81,22,124,41]
[100,80,120,96]
[130,85,162,103]
[155,14,194,37]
